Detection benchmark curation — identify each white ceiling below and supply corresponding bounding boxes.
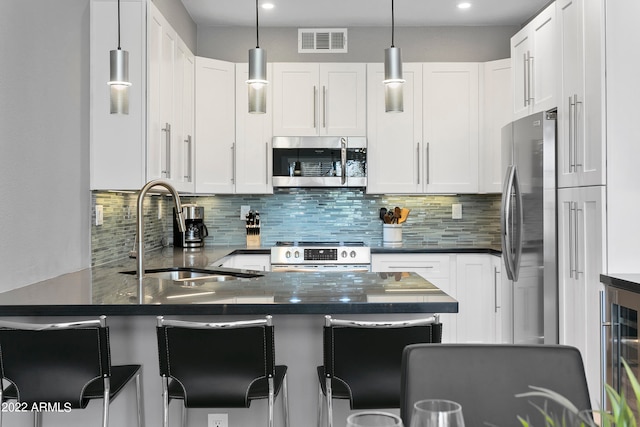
[181,0,551,28]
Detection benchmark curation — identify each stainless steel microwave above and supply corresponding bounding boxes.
[272,136,367,188]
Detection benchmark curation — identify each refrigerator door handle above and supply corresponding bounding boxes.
[501,165,517,281]
[512,166,523,281]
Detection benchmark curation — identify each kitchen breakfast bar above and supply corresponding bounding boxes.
[0,247,458,427]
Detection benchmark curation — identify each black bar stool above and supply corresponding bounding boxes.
[317,314,442,427]
[156,315,289,427]
[0,316,144,427]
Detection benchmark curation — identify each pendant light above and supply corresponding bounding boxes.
[247,0,268,114]
[108,0,131,115]
[383,0,405,112]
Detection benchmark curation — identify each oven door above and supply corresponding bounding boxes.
[603,286,640,416]
[271,264,371,273]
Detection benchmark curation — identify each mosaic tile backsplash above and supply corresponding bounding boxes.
[91,189,502,266]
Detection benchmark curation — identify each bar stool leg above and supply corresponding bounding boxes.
[181,404,187,427]
[282,373,290,427]
[33,411,42,427]
[102,378,111,427]
[317,383,323,427]
[161,377,170,427]
[325,378,333,427]
[135,371,145,427]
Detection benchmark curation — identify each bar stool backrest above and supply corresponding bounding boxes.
[156,317,276,408]
[322,316,442,409]
[400,344,592,427]
[0,318,109,408]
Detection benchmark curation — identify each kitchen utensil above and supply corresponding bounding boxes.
[394,207,401,223]
[399,208,411,224]
[379,208,388,222]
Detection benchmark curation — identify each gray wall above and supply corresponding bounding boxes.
[197,25,518,62]
[0,0,91,293]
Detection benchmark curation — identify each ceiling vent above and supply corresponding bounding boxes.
[298,28,348,53]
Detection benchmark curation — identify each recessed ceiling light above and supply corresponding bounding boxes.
[262,3,274,10]
[457,2,472,9]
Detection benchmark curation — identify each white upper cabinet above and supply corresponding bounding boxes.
[366,63,423,194]
[194,57,236,194]
[273,63,366,136]
[511,2,557,120]
[235,63,274,194]
[147,3,194,193]
[480,59,511,193]
[90,0,146,190]
[367,62,481,194]
[557,0,605,188]
[423,63,480,193]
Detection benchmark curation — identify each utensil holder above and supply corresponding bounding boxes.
[383,224,402,247]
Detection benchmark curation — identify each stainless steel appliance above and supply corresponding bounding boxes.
[501,110,557,344]
[173,204,208,248]
[272,136,367,187]
[270,241,371,272]
[602,283,640,416]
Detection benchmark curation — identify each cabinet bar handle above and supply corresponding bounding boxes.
[265,142,269,185]
[494,266,500,313]
[426,142,430,185]
[568,202,575,278]
[574,94,583,169]
[323,86,327,128]
[575,205,583,277]
[162,123,171,179]
[417,142,421,185]
[568,96,575,172]
[528,53,534,104]
[313,86,317,129]
[231,143,235,184]
[184,135,192,182]
[523,53,528,107]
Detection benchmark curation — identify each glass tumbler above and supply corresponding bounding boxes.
[346,411,404,427]
[409,399,465,427]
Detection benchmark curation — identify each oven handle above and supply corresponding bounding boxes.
[271,265,371,273]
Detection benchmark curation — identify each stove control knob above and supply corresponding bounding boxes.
[285,251,291,259]
[350,250,357,258]
[341,250,348,258]
[294,251,300,258]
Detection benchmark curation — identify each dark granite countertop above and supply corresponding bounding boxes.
[0,245,501,316]
[600,274,640,294]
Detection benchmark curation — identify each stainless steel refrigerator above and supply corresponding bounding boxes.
[501,109,557,345]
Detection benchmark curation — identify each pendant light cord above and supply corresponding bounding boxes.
[117,0,122,50]
[391,0,395,47]
[255,0,260,48]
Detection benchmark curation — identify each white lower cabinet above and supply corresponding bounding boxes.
[456,254,506,343]
[371,253,509,344]
[558,186,605,408]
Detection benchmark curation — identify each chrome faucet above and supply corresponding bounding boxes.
[136,180,186,300]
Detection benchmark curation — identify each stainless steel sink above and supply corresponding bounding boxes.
[119,267,263,284]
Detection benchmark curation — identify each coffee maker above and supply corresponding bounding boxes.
[173,204,208,248]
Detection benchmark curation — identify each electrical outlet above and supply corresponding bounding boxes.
[208,413,228,427]
[240,205,251,220]
[452,203,462,220]
[95,205,104,226]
